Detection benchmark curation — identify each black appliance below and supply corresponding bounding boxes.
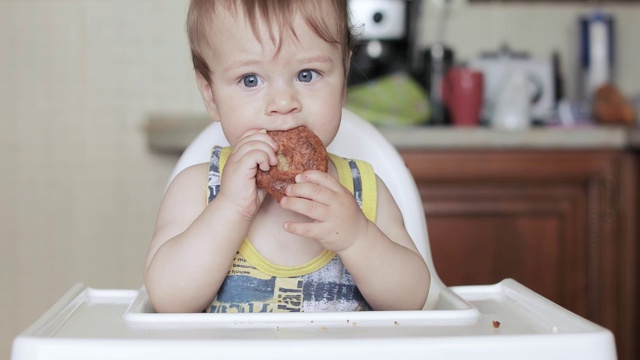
[348,0,422,86]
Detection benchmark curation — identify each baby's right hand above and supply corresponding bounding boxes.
[218,129,279,219]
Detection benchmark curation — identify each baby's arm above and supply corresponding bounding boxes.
[281,172,430,310]
[144,129,279,313]
[143,164,254,313]
[339,177,430,310]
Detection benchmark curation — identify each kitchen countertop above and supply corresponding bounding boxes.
[380,126,635,150]
[145,115,640,154]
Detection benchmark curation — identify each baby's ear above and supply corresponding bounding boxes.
[195,71,221,121]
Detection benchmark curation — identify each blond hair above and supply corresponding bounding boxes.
[187,0,354,83]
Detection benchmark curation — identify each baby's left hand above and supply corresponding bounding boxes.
[280,170,370,252]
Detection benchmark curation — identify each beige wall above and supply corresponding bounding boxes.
[0,0,200,356]
[1,0,639,358]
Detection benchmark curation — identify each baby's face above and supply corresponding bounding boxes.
[202,6,346,148]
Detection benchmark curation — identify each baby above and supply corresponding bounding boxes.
[144,0,430,313]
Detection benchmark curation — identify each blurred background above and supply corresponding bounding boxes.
[1,0,640,359]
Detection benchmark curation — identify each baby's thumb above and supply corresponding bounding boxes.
[256,188,267,207]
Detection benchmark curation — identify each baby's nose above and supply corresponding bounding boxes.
[266,83,302,116]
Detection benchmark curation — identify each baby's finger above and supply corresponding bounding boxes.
[239,128,267,138]
[241,148,278,172]
[235,130,279,152]
[287,181,334,205]
[295,170,343,192]
[232,139,276,158]
[280,195,330,221]
[283,220,325,239]
[231,140,278,168]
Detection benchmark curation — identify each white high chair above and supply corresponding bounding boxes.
[12,109,617,360]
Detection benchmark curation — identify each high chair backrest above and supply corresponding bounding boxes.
[169,108,444,309]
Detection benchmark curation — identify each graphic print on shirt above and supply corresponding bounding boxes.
[207,253,370,313]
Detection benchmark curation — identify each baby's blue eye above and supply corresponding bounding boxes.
[242,74,261,88]
[297,70,317,83]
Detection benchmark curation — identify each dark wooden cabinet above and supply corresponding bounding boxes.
[400,149,637,360]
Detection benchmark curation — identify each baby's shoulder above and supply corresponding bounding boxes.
[155,163,209,224]
[166,162,209,195]
[177,162,209,179]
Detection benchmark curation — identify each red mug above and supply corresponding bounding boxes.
[442,68,484,126]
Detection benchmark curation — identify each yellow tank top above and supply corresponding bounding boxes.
[206,146,377,313]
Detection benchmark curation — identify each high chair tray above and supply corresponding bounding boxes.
[12,279,616,360]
